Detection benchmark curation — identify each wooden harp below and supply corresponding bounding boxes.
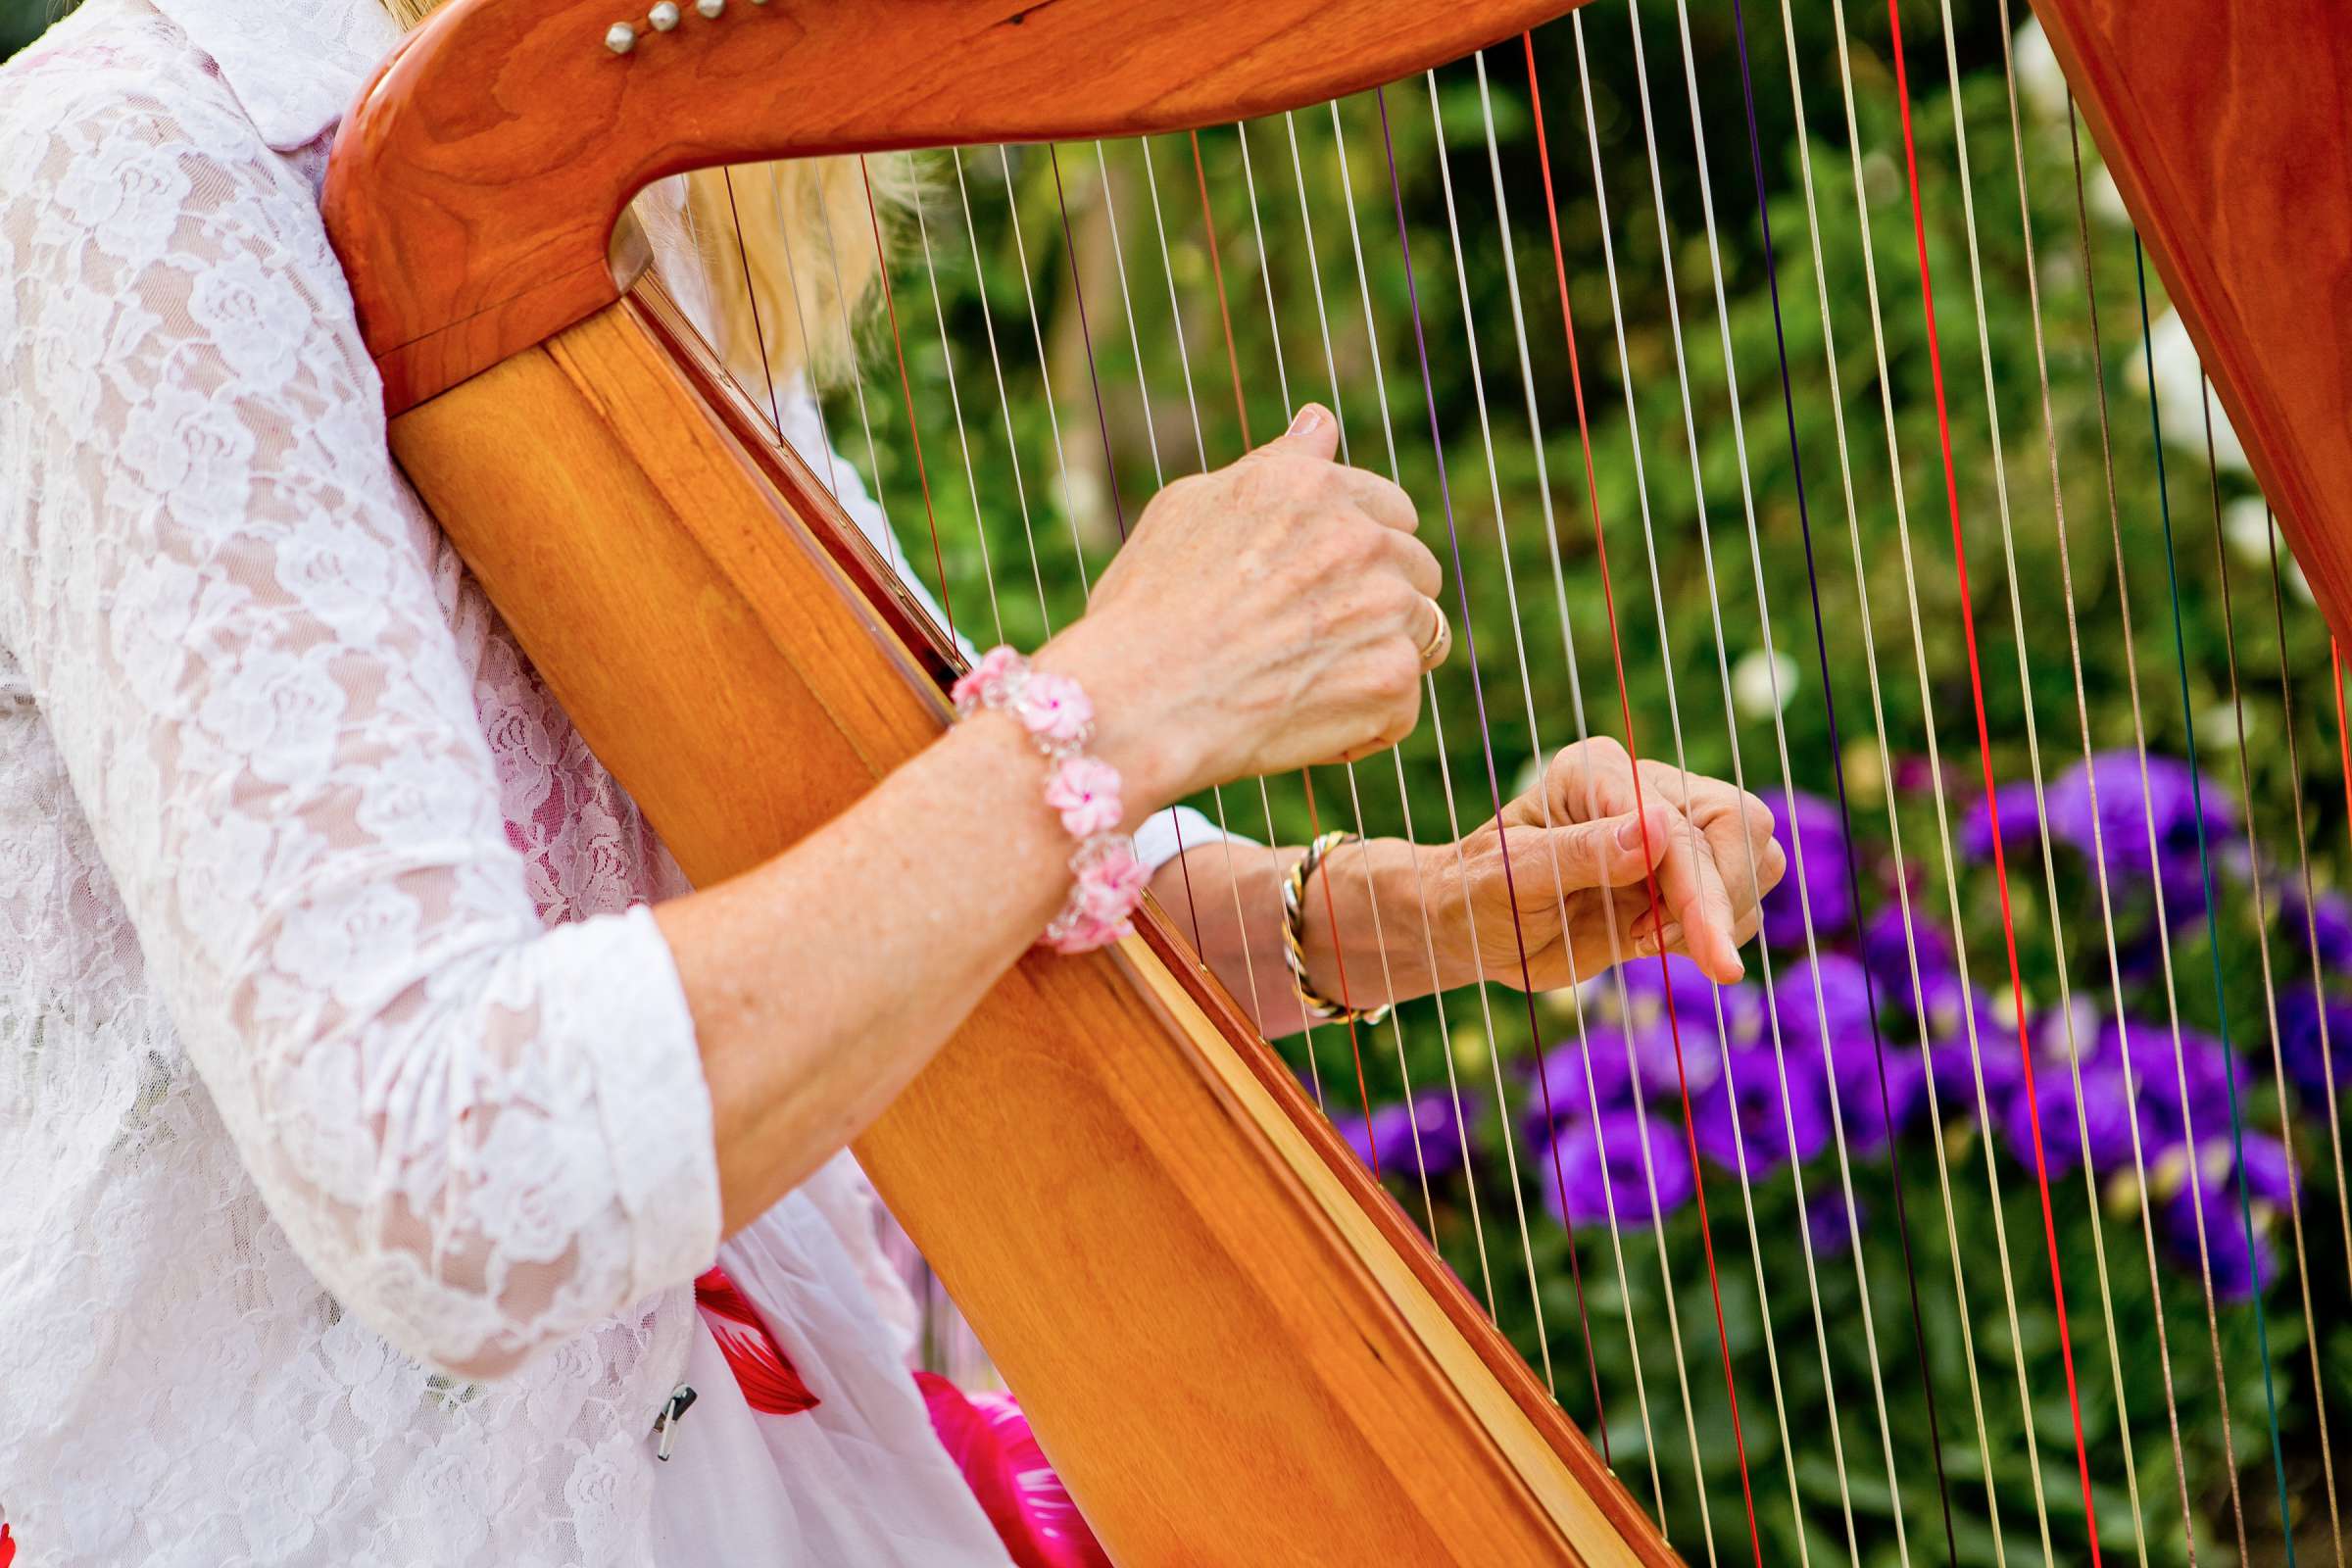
[322,0,2352,1560]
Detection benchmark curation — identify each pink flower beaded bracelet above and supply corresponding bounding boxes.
[951,647,1148,955]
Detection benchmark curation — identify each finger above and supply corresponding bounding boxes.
[1263,402,1342,463]
[1381,528,1444,600]
[1629,802,1744,983]
[1331,466,1419,532]
[1512,808,1670,904]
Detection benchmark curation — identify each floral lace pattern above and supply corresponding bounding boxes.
[0,1,740,1559]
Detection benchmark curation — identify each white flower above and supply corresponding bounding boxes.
[1732,646,1798,719]
[2129,309,2247,470]
[2010,17,2069,125]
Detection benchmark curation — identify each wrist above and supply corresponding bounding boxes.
[1032,622,1199,828]
[1296,836,1438,1014]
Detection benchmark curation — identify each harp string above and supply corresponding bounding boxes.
[1110,141,1288,1084]
[1881,3,2108,1553]
[1216,129,1386,1176]
[1370,74,1581,1406]
[1994,15,2197,1557]
[2132,234,2297,1556]
[1455,53,1629,1446]
[990,150,1092,601]
[1544,15,1764,1521]
[1916,35,2155,1544]
[1271,87,1572,1373]
[1304,104,1511,1321]
[1823,5,2065,1551]
[2278,565,2352,1454]
[1708,1,1978,1555]
[1479,29,1793,1537]
[1269,113,1453,1245]
[908,185,1004,646]
[1615,0,1937,1546]
[1411,60,1619,1416]
[2200,386,2326,1560]
[717,170,787,439]
[950,155,1054,631]
[2206,436,2344,1559]
[810,165,894,539]
[2067,104,2248,1562]
[1038,148,1216,958]
[1766,0,2031,1551]
[858,158,956,637]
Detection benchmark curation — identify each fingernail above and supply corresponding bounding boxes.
[1287,404,1325,437]
[1617,813,1647,851]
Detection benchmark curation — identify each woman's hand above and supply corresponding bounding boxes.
[1038,405,1444,821]
[1426,736,1786,989]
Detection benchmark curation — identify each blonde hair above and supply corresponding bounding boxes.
[380,0,892,390]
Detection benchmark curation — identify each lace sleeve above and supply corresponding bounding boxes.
[0,80,721,1378]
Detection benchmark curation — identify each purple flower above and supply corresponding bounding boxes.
[2001,1061,2138,1178]
[2283,885,2352,973]
[1617,955,1769,1049]
[1959,778,2047,860]
[1692,1046,1832,1176]
[2164,1186,2275,1301]
[1908,970,2024,1110]
[1752,788,1852,945]
[1542,1107,1695,1230]
[1334,1089,1478,1178]
[1861,904,1953,993]
[2094,1016,2245,1157]
[1829,1041,1931,1153]
[2042,752,2236,921]
[1806,1186,1865,1259]
[1775,953,1876,1054]
[1525,1023,1638,1135]
[1614,957,1771,1097]
[1628,1013,1724,1098]
[2277,986,2352,1110]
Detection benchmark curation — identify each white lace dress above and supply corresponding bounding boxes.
[0,0,1202,1560]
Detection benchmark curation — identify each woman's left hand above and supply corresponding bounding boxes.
[1418,736,1785,991]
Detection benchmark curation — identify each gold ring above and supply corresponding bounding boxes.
[1415,597,1451,668]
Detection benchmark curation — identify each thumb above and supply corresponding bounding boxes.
[1262,402,1341,463]
[1541,806,1670,894]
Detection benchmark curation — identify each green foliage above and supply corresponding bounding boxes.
[824,1,2352,1558]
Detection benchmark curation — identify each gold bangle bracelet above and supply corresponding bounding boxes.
[1279,830,1393,1026]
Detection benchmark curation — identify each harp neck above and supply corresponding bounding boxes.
[320,0,1589,414]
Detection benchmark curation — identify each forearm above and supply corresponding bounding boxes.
[1155,835,1463,1037]
[658,662,1185,1235]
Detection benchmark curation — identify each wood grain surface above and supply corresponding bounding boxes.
[2034,0,2352,649]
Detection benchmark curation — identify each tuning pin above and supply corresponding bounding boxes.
[604,21,637,51]
[696,0,724,16]
[648,1,681,29]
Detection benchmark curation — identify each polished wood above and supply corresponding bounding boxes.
[323,0,1584,413]
[386,281,1682,1566]
[2033,0,2352,647]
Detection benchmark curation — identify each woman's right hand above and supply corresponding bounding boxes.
[1039,405,1444,820]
